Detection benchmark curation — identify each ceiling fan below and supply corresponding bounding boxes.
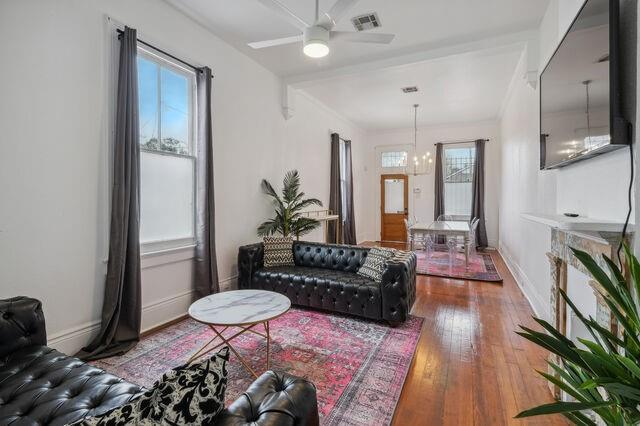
[249,0,395,58]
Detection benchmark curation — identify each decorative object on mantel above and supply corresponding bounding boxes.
[257,170,322,239]
[515,245,640,425]
[414,250,502,282]
[404,104,433,176]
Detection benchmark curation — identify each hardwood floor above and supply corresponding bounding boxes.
[382,246,568,425]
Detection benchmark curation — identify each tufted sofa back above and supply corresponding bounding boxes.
[292,241,369,273]
[0,296,47,360]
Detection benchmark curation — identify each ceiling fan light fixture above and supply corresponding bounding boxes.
[303,26,330,58]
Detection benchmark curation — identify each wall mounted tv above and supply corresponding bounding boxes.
[540,0,629,170]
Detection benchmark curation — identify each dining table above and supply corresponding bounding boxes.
[409,221,471,267]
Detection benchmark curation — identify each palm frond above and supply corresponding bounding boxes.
[282,170,301,204]
[291,217,321,238]
[257,171,321,238]
[257,219,281,237]
[516,243,640,424]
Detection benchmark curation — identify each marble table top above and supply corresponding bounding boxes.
[188,290,291,326]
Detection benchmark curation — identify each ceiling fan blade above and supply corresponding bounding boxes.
[248,34,303,49]
[330,31,395,44]
[318,0,360,27]
[256,0,310,31]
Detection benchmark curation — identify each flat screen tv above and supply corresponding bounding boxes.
[540,0,629,169]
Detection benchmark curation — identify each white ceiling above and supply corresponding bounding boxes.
[300,48,523,130]
[166,0,550,77]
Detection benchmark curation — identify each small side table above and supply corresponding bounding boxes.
[188,290,291,378]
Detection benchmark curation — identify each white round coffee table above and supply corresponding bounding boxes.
[188,290,291,378]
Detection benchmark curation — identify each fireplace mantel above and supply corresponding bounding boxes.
[522,212,633,401]
[522,212,631,233]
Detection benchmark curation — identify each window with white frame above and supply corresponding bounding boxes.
[381,151,408,168]
[443,146,475,217]
[137,48,196,251]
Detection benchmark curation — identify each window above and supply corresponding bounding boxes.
[137,48,196,251]
[381,151,408,168]
[443,146,475,217]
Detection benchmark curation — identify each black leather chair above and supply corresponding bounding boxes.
[238,241,417,325]
[0,297,319,425]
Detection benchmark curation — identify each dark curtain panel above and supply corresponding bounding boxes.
[433,143,445,219]
[342,140,357,244]
[194,67,220,298]
[471,139,489,248]
[328,133,342,244]
[77,27,141,360]
[433,143,445,244]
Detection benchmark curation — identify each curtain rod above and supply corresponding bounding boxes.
[116,29,213,79]
[434,138,490,146]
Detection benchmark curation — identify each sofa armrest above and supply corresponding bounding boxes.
[238,243,264,289]
[217,371,319,426]
[0,296,47,359]
[380,252,417,324]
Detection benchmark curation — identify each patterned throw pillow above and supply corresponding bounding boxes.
[263,236,294,267]
[75,347,229,425]
[357,247,395,282]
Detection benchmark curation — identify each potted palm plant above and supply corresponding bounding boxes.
[257,170,323,239]
[516,244,640,425]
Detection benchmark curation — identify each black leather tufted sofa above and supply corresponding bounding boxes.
[0,296,319,425]
[238,241,417,325]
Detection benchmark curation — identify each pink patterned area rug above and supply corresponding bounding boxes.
[91,308,423,425]
[415,249,503,282]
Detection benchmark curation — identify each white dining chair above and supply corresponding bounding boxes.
[468,218,480,255]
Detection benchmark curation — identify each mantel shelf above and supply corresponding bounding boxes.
[521,212,633,233]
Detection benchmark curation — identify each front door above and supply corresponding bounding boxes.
[381,174,408,242]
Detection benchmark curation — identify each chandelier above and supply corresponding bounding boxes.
[406,104,432,176]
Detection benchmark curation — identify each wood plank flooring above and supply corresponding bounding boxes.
[378,245,568,425]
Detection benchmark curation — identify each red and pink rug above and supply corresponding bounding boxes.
[415,249,502,282]
[91,308,423,425]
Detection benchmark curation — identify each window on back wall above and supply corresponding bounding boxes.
[444,145,475,217]
[381,151,408,168]
[137,47,196,252]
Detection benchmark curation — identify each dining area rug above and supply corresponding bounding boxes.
[91,307,423,426]
[414,249,503,282]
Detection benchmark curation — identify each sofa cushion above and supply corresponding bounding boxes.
[357,247,395,282]
[0,345,143,426]
[75,347,229,425]
[263,236,295,267]
[252,266,382,319]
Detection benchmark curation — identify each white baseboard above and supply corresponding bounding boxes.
[498,243,549,320]
[48,275,239,355]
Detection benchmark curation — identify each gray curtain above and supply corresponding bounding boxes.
[77,27,141,360]
[328,133,342,244]
[433,143,445,219]
[433,143,445,244]
[342,140,356,244]
[194,67,219,298]
[471,139,488,248]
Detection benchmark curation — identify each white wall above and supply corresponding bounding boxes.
[0,0,372,354]
[498,0,636,319]
[367,121,500,247]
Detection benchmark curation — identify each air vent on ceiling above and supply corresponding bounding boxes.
[402,86,419,93]
[351,12,381,32]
